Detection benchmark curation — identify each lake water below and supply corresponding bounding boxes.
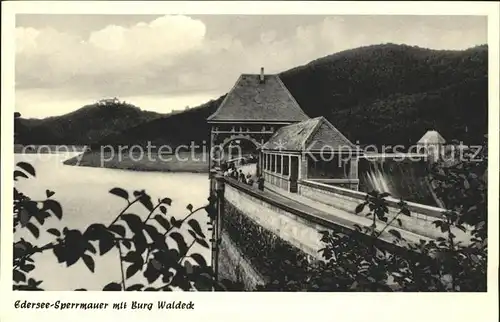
[14,152,211,291]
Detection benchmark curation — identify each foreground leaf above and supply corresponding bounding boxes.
[17,162,36,177]
[188,219,205,238]
[82,254,95,273]
[109,188,129,201]
[190,253,208,267]
[42,200,63,220]
[26,223,39,238]
[103,282,122,291]
[388,229,402,240]
[126,263,141,279]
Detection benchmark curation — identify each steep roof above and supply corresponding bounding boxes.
[417,130,446,145]
[207,74,309,122]
[262,116,360,152]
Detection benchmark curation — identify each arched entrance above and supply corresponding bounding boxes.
[220,134,262,151]
[213,135,261,176]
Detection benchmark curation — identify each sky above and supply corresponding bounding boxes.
[15,14,487,118]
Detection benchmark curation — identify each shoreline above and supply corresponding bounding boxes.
[62,151,210,174]
[65,161,209,174]
[14,144,88,154]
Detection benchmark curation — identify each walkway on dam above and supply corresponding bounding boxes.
[261,185,433,247]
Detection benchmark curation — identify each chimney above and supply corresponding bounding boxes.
[260,67,265,83]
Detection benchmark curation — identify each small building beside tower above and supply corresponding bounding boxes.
[261,116,361,193]
[417,130,446,162]
[207,67,361,193]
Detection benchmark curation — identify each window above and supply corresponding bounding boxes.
[277,155,282,173]
[307,154,351,179]
[271,154,276,172]
[283,155,290,176]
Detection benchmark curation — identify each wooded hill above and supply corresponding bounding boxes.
[16,102,164,145]
[17,43,488,148]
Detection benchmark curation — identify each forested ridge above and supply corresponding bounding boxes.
[16,43,488,147]
[16,102,164,145]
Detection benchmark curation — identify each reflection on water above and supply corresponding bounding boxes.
[14,152,210,290]
[358,156,440,207]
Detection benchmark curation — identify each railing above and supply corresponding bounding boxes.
[300,179,445,219]
[216,175,442,255]
[306,178,359,184]
[262,169,289,180]
[220,175,355,231]
[212,130,275,134]
[359,153,428,159]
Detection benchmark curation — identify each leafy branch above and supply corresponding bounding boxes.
[13,161,216,291]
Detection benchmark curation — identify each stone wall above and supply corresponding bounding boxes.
[215,177,444,291]
[218,200,315,290]
[223,184,326,257]
[212,171,477,291]
[217,231,267,290]
[297,180,470,242]
[263,171,290,192]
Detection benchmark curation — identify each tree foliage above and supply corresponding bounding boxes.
[281,44,487,145]
[13,162,220,291]
[15,102,163,145]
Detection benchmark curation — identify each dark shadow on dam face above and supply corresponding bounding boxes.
[358,156,441,207]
